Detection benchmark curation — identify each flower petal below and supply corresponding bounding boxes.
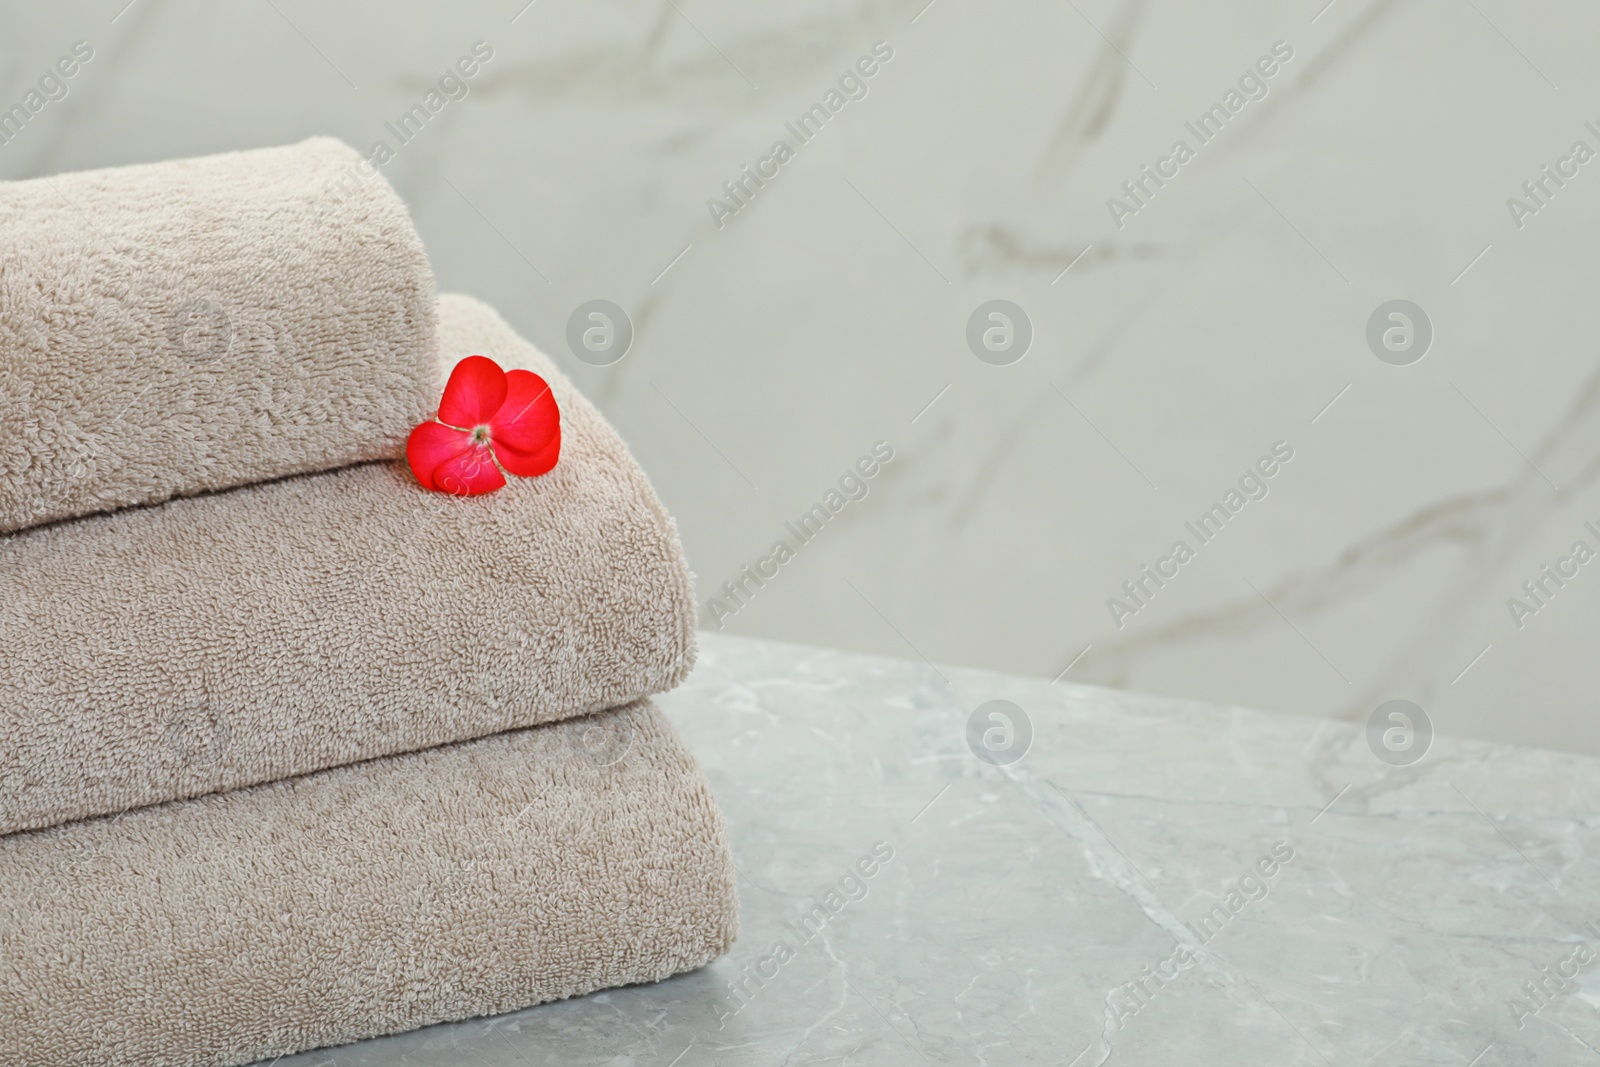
[406,421,475,491]
[438,355,509,428]
[490,370,561,456]
[430,444,507,497]
[493,426,561,479]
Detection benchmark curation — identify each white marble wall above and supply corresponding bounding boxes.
[6,0,1600,754]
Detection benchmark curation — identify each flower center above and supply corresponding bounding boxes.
[471,425,492,446]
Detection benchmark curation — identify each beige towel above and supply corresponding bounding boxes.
[0,701,740,1067]
[0,137,436,533]
[0,294,696,835]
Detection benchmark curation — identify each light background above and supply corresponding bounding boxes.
[5,0,1597,754]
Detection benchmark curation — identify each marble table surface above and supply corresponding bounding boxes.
[264,633,1600,1066]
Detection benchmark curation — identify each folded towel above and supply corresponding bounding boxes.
[0,137,436,534]
[0,294,696,836]
[0,700,739,1067]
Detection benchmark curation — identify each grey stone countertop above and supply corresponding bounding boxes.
[269,632,1600,1066]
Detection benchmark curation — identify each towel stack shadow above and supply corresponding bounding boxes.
[0,138,737,1067]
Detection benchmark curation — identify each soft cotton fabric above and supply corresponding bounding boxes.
[0,294,697,835]
[0,701,740,1067]
[0,137,436,533]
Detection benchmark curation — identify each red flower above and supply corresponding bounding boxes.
[407,355,561,496]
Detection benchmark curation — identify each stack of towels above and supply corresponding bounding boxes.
[0,139,738,1066]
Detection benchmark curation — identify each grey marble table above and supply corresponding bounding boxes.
[267,633,1600,1066]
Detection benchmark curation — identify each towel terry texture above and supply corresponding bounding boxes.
[0,700,741,1067]
[0,293,697,836]
[0,137,436,534]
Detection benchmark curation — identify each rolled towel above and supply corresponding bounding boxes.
[0,294,696,835]
[0,701,740,1067]
[0,137,436,534]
